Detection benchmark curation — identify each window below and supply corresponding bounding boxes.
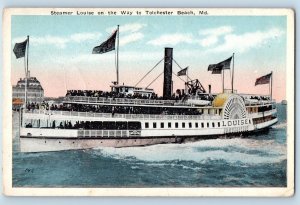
[103,121,116,130]
[207,122,209,128]
[161,122,164,128]
[116,121,127,130]
[175,122,179,128]
[182,122,185,128]
[168,122,171,128]
[212,122,215,128]
[218,122,220,127]
[145,122,149,128]
[201,123,204,128]
[128,121,141,130]
[153,122,157,128]
[195,122,198,128]
[189,122,192,128]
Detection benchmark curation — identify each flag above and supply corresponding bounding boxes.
[208,56,232,74]
[255,72,272,86]
[177,67,188,76]
[13,39,27,59]
[211,68,222,74]
[92,29,117,54]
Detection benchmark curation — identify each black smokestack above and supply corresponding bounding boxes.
[163,48,173,99]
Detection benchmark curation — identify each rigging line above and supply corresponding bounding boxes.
[172,58,183,69]
[146,71,164,88]
[172,71,186,83]
[134,57,164,87]
[172,58,192,81]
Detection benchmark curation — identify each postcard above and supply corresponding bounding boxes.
[2,8,294,196]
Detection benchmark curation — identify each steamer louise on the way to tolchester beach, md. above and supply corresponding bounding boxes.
[13,26,278,153]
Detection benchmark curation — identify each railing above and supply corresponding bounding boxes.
[65,95,275,107]
[24,109,222,121]
[65,96,184,105]
[244,99,276,106]
[241,93,276,106]
[248,109,277,118]
[77,130,135,138]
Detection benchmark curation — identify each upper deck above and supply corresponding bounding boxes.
[63,94,276,108]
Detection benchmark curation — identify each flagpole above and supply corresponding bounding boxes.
[186,68,189,94]
[116,25,120,85]
[23,50,27,109]
[24,35,29,109]
[270,71,273,101]
[231,53,234,93]
[222,69,224,93]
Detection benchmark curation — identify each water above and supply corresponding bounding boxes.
[12,105,287,187]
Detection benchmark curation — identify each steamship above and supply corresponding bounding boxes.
[17,29,278,152]
[19,47,278,152]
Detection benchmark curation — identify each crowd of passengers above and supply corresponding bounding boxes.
[26,120,141,130]
[67,90,270,102]
[66,90,164,100]
[26,101,49,111]
[257,105,274,112]
[26,101,201,115]
[65,89,210,101]
[248,96,271,101]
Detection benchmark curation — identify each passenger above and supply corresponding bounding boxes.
[68,121,72,129]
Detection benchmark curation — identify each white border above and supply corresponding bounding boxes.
[2,8,295,196]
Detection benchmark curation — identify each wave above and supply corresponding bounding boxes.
[272,122,287,129]
[93,137,286,165]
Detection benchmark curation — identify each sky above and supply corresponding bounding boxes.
[11,15,287,101]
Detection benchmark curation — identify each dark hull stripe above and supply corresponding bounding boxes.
[20,126,273,140]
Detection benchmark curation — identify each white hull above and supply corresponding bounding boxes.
[20,137,177,152]
[18,94,278,152]
[19,118,278,152]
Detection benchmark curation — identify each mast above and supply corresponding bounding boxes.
[116,25,120,85]
[231,53,235,93]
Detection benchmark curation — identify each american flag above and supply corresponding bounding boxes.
[255,72,272,86]
[13,39,27,59]
[177,67,188,76]
[208,56,232,74]
[92,29,117,54]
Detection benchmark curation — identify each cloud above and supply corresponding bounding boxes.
[70,32,102,43]
[199,35,218,47]
[12,32,102,49]
[147,26,232,47]
[198,26,233,47]
[147,33,194,46]
[120,32,144,46]
[104,23,147,46]
[106,23,146,33]
[199,26,233,36]
[207,28,284,53]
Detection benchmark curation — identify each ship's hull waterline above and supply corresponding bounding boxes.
[19,117,278,152]
[19,137,179,152]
